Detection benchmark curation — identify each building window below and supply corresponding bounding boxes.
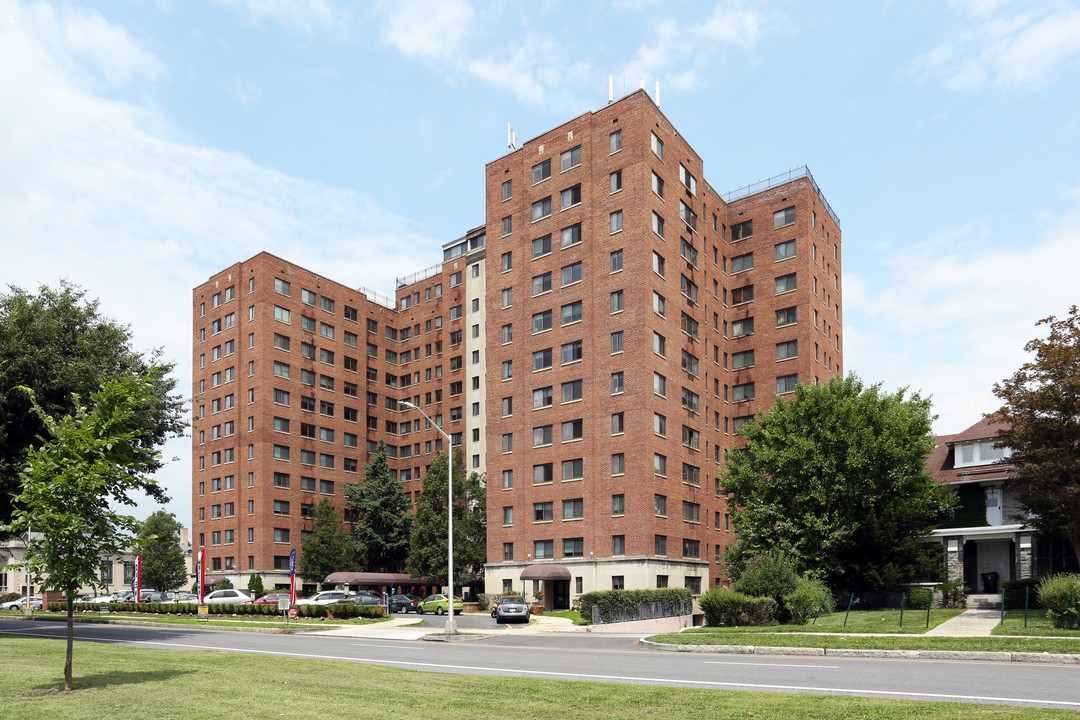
[533,311,551,334]
[775,239,796,261]
[532,234,552,258]
[611,372,624,394]
[611,290,623,313]
[611,331,623,354]
[732,317,755,338]
[732,349,755,370]
[501,216,512,236]
[774,205,795,229]
[777,374,798,394]
[775,273,797,294]
[653,372,666,397]
[612,453,625,475]
[731,219,753,241]
[777,340,798,360]
[561,304,582,327]
[560,184,582,209]
[653,332,666,358]
[562,458,584,481]
[651,132,664,160]
[732,285,754,305]
[532,272,552,296]
[561,223,582,248]
[731,252,753,273]
[532,197,552,221]
[561,262,582,286]
[652,212,665,238]
[532,159,551,184]
[611,412,624,434]
[561,419,583,442]
[534,502,554,522]
[733,382,755,402]
[610,250,623,272]
[502,180,512,200]
[560,145,581,172]
[683,539,701,559]
[610,130,622,153]
[610,210,623,233]
[502,470,514,489]
[610,170,622,193]
[654,534,667,555]
[776,306,797,327]
[654,454,667,477]
[533,463,553,485]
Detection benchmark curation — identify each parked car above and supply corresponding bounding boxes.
[494,596,531,624]
[202,589,252,605]
[0,596,43,610]
[416,594,463,616]
[246,592,292,605]
[294,590,350,606]
[390,594,419,613]
[348,591,383,606]
[88,595,117,604]
[146,591,195,603]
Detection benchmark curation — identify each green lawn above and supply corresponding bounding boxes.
[992,610,1080,637]
[683,608,963,634]
[648,631,1080,654]
[2,636,1075,719]
[544,610,587,625]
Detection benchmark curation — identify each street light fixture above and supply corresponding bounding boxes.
[398,400,456,635]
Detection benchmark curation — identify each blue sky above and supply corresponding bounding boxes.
[3,0,1079,524]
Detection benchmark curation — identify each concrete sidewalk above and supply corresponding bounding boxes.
[925,607,1002,636]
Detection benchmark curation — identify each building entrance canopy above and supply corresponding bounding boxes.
[519,564,571,581]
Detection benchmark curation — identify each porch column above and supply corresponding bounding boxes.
[1017,534,1033,579]
[945,537,963,583]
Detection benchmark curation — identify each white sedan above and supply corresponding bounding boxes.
[1,596,43,610]
[201,589,252,604]
[293,590,350,606]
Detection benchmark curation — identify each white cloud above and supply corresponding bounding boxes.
[844,207,1080,434]
[226,76,263,104]
[911,5,1080,91]
[380,0,473,60]
[0,0,442,522]
[620,1,775,93]
[214,0,351,35]
[10,1,163,87]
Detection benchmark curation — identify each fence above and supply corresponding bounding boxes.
[591,599,693,625]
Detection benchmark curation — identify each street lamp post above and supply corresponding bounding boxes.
[398,401,456,635]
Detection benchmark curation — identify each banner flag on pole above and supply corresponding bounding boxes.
[134,554,142,602]
[289,548,297,604]
[196,549,205,604]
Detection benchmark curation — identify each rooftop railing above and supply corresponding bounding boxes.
[722,165,840,228]
[357,285,395,310]
[396,262,443,290]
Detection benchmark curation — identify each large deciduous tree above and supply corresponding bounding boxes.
[345,440,412,573]
[406,450,473,584]
[2,375,177,691]
[298,498,354,586]
[0,281,185,530]
[136,510,189,594]
[456,470,487,580]
[721,375,952,592]
[991,306,1080,564]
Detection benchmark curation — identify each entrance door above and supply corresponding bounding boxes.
[963,540,978,592]
[552,580,570,610]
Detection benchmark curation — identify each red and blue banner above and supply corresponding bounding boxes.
[132,554,141,601]
[289,548,296,604]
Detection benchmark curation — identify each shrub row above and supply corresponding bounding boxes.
[905,588,933,610]
[1037,573,1080,629]
[698,588,777,626]
[578,588,693,625]
[56,601,383,619]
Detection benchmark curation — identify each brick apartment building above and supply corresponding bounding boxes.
[191,89,843,600]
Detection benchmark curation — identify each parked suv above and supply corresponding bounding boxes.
[202,589,252,604]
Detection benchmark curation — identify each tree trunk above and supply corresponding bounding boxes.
[65,594,74,691]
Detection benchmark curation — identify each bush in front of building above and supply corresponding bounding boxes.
[698,587,777,627]
[1036,573,1080,629]
[1003,578,1043,609]
[784,578,835,624]
[577,587,693,625]
[937,579,969,608]
[905,588,933,610]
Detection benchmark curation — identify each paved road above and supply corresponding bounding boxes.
[3,618,1079,709]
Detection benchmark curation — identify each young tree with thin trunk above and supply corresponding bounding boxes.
[2,374,178,691]
[992,306,1080,565]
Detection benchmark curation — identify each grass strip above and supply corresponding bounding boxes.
[1,609,388,629]
[1,635,1074,719]
[648,631,1080,654]
[992,610,1080,638]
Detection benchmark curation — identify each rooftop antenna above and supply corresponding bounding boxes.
[655,79,661,108]
[639,76,644,91]
[608,74,614,104]
[507,122,518,150]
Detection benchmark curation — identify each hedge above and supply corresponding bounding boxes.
[55,601,384,619]
[698,588,777,626]
[1037,574,1080,629]
[577,588,693,625]
[1003,578,1043,609]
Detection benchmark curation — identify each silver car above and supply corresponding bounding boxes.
[0,596,43,610]
[201,589,252,604]
[494,596,532,624]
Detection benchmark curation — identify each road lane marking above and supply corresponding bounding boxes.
[5,627,1079,708]
[704,661,840,669]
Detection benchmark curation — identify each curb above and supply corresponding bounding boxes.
[638,639,1080,664]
